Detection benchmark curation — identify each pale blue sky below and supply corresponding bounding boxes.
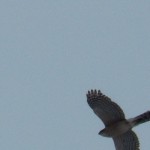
[0,1,150,150]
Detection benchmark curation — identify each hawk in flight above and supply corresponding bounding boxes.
[87,89,150,150]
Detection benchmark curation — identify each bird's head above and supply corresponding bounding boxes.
[98,129,111,137]
[99,129,106,136]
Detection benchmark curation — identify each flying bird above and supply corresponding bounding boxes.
[87,89,150,150]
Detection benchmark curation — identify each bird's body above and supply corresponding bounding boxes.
[99,120,132,137]
[87,89,150,150]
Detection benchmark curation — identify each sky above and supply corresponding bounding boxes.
[0,1,150,150]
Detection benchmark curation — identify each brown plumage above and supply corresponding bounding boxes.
[87,89,150,150]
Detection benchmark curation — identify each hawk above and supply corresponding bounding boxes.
[87,89,150,150]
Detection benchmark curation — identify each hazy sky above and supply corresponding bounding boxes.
[0,1,150,150]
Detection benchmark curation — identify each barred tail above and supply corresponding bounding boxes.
[133,111,150,126]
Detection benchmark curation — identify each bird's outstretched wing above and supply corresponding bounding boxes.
[113,130,140,150]
[87,90,125,126]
